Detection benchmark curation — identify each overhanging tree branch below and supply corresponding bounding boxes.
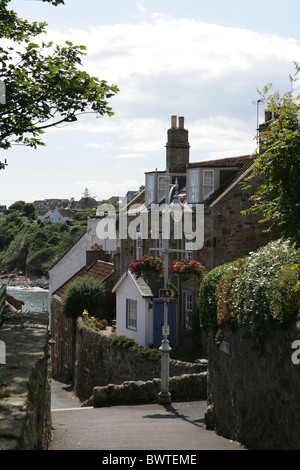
[0,0,119,167]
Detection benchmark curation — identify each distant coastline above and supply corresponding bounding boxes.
[0,270,49,290]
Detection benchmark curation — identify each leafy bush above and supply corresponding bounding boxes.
[269,263,300,325]
[232,239,300,341]
[216,258,245,326]
[27,246,57,274]
[199,239,300,344]
[62,276,106,320]
[198,262,231,331]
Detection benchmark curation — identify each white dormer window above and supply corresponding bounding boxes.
[157,175,166,201]
[203,170,214,199]
[136,234,142,260]
[146,174,155,205]
[188,169,199,202]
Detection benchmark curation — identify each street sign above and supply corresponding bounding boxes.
[159,289,175,299]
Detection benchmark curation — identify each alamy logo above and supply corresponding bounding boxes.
[291,340,300,365]
[0,340,5,365]
[95,198,205,250]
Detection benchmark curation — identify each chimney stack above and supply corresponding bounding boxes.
[166,115,190,171]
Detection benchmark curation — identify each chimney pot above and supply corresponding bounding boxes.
[179,116,184,129]
[171,115,177,128]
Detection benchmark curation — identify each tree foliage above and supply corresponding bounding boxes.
[244,63,300,247]
[61,276,106,320]
[0,0,119,168]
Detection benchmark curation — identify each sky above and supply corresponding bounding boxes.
[1,0,300,207]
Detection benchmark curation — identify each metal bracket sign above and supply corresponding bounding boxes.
[159,289,175,299]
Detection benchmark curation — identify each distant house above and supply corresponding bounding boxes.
[33,199,69,211]
[37,210,51,222]
[0,205,7,214]
[50,207,74,224]
[114,115,277,351]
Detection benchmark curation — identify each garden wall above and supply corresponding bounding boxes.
[205,319,300,450]
[0,311,51,450]
[74,318,207,402]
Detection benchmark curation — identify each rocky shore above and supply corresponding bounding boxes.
[0,270,49,290]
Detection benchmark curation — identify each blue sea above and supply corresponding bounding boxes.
[6,286,49,312]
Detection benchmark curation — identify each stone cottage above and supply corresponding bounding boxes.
[114,115,277,351]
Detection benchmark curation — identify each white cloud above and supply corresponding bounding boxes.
[75,179,142,199]
[136,3,146,13]
[2,13,299,205]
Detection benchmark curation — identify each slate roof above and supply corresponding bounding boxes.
[134,275,165,297]
[187,155,251,168]
[204,155,255,205]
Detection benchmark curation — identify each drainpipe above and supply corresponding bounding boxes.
[210,206,215,270]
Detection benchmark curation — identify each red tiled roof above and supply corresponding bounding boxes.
[54,260,114,297]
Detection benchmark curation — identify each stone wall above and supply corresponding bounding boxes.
[74,318,207,402]
[205,320,300,450]
[198,174,277,272]
[0,311,51,450]
[93,373,207,407]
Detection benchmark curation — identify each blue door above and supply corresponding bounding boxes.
[153,300,176,349]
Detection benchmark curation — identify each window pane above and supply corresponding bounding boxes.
[203,170,214,198]
[127,300,137,330]
[146,175,155,204]
[189,170,199,202]
[158,176,166,200]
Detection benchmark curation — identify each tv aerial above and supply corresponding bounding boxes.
[252,98,265,138]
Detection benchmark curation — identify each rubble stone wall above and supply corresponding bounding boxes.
[206,320,300,450]
[0,311,51,450]
[74,318,207,402]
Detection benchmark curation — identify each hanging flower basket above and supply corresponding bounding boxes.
[168,259,205,281]
[129,254,164,279]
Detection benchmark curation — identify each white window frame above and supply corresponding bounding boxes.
[126,299,137,331]
[157,175,166,201]
[136,234,142,260]
[146,174,155,205]
[203,170,214,199]
[185,293,193,330]
[188,169,199,203]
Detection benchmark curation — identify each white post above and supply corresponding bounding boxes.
[158,169,172,405]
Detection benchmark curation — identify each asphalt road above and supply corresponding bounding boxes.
[50,377,246,452]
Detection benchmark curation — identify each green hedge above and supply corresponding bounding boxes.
[198,262,231,331]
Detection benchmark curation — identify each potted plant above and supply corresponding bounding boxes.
[129,254,164,278]
[168,258,205,280]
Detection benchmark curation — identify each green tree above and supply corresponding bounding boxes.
[244,63,300,247]
[0,0,119,169]
[61,276,106,320]
[22,202,35,218]
[80,188,97,209]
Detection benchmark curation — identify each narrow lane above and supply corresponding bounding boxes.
[50,378,245,451]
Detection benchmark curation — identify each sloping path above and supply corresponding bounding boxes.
[50,378,245,451]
